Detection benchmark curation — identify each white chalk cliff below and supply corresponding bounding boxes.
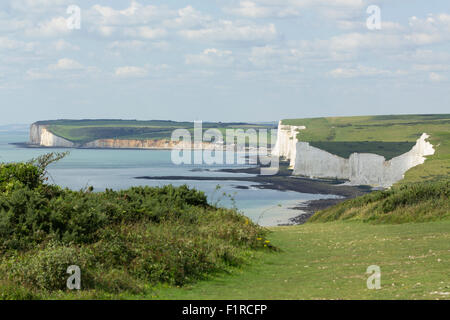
[273,122,435,188]
[271,121,305,169]
[30,124,75,148]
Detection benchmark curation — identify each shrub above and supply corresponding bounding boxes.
[1,241,96,291]
[0,163,41,193]
[310,180,450,223]
[0,280,40,300]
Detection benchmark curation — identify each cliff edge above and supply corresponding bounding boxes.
[29,123,75,148]
[273,120,435,188]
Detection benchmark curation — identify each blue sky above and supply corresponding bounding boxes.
[0,0,449,124]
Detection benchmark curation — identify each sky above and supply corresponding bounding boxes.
[0,0,449,125]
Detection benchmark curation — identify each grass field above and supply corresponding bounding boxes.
[148,221,450,300]
[34,120,275,145]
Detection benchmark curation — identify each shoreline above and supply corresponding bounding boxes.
[135,163,371,225]
[12,143,271,153]
[9,141,371,225]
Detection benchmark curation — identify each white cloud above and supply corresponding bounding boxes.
[394,49,450,65]
[26,68,53,80]
[0,11,31,32]
[90,1,171,25]
[0,36,35,51]
[107,40,169,54]
[109,40,146,50]
[87,2,275,44]
[25,16,70,37]
[122,26,167,39]
[10,0,69,12]
[412,64,450,73]
[328,65,393,78]
[24,58,100,82]
[429,72,447,82]
[164,6,211,29]
[52,39,79,51]
[224,1,292,19]
[114,66,148,78]
[179,20,277,43]
[224,0,365,19]
[249,45,282,67]
[186,48,234,67]
[49,58,83,70]
[407,13,450,44]
[88,1,172,38]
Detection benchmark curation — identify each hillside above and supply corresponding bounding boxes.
[277,114,450,187]
[32,119,275,145]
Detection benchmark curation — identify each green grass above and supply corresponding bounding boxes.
[310,180,449,224]
[282,114,450,142]
[145,221,450,300]
[34,120,275,145]
[309,141,416,160]
[401,130,450,185]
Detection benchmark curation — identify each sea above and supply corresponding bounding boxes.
[0,131,336,226]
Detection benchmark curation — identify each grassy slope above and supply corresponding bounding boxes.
[282,114,450,160]
[35,120,274,144]
[401,130,450,185]
[310,180,449,223]
[151,221,450,300]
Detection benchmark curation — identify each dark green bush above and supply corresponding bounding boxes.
[0,184,212,250]
[0,163,41,193]
[0,280,40,300]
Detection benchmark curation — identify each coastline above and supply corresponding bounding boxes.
[9,141,371,225]
[135,162,371,225]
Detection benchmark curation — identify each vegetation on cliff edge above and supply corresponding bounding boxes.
[309,180,449,224]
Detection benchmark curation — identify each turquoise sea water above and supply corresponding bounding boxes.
[0,131,335,226]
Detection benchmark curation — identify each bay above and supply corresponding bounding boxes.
[0,131,335,226]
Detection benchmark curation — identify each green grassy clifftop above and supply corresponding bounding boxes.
[33,119,275,145]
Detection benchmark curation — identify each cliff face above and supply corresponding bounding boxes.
[83,139,216,150]
[29,124,75,148]
[29,123,217,150]
[274,122,435,188]
[272,121,305,168]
